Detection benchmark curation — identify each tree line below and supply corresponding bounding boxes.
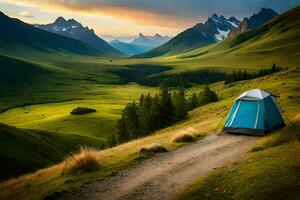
[117,85,218,143]
[225,64,284,84]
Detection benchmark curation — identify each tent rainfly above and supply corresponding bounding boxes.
[222,89,284,136]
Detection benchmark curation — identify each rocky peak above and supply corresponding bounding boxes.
[228,8,278,38]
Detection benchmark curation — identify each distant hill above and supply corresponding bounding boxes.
[131,33,172,48]
[0,12,119,57]
[36,17,124,57]
[134,14,240,58]
[174,5,300,68]
[228,8,278,37]
[109,39,152,55]
[0,122,106,180]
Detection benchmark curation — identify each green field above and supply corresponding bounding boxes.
[0,84,159,138]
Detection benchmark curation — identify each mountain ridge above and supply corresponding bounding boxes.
[36,17,124,57]
[133,14,240,58]
[0,12,120,57]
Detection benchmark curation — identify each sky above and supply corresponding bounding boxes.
[0,0,300,41]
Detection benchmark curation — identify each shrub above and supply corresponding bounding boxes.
[172,133,196,143]
[139,143,168,154]
[70,107,96,115]
[63,147,101,174]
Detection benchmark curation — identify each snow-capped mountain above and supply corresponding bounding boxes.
[134,14,240,58]
[131,33,172,48]
[36,17,122,55]
[207,14,240,41]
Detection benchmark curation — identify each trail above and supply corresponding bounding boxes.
[58,134,258,200]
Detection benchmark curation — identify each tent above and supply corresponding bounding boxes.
[222,89,284,136]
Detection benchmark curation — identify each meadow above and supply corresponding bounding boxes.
[0,67,299,200]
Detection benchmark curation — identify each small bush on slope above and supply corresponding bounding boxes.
[172,133,196,143]
[63,147,101,174]
[139,143,168,154]
[70,107,96,115]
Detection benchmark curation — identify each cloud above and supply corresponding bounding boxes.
[3,0,202,29]
[18,11,33,18]
[3,0,300,29]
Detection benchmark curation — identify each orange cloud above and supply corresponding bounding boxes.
[6,0,200,29]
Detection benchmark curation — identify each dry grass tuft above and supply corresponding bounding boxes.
[172,133,196,143]
[63,147,101,174]
[139,143,168,154]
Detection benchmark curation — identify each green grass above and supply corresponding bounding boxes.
[0,84,158,138]
[177,123,300,200]
[0,68,299,200]
[0,123,106,181]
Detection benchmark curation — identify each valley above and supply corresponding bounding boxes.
[0,3,299,200]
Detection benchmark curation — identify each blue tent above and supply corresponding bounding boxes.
[222,89,284,136]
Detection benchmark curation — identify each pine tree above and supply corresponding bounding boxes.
[173,87,188,121]
[159,84,173,126]
[150,94,162,130]
[199,86,218,106]
[117,117,130,142]
[188,92,199,109]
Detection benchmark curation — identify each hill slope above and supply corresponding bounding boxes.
[0,12,117,57]
[0,122,106,180]
[167,5,300,68]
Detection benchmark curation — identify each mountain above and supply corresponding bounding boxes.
[131,33,172,48]
[228,8,278,37]
[109,39,152,55]
[36,17,124,56]
[174,5,300,68]
[134,15,240,58]
[0,12,108,57]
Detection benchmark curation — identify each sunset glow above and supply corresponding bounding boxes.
[0,0,299,39]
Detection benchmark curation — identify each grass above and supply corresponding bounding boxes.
[251,122,300,152]
[0,84,158,139]
[172,132,196,143]
[63,147,101,175]
[0,123,106,181]
[177,121,300,200]
[0,68,298,200]
[139,143,168,154]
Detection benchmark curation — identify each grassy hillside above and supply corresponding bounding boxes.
[0,123,106,181]
[0,68,298,200]
[133,25,216,58]
[177,121,300,200]
[163,5,300,69]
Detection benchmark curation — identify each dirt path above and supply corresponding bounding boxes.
[58,134,258,200]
